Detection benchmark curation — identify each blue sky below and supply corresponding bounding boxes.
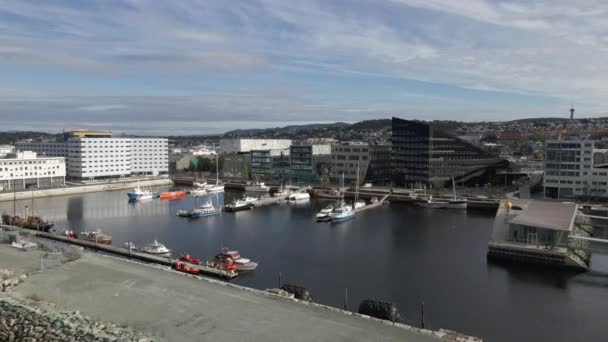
[1,0,606,134]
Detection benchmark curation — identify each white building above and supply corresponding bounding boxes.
[220,139,292,154]
[544,140,608,198]
[0,145,15,158]
[16,132,168,180]
[0,151,65,191]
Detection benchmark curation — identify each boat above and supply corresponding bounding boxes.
[159,191,186,200]
[205,157,225,193]
[11,240,37,250]
[316,205,334,221]
[224,199,252,212]
[141,240,171,257]
[123,242,137,250]
[80,229,112,245]
[190,187,207,197]
[243,196,258,204]
[3,213,54,232]
[63,230,77,238]
[214,248,258,271]
[289,189,310,201]
[274,183,293,198]
[416,196,449,209]
[353,163,366,210]
[175,261,200,275]
[245,181,270,192]
[330,173,355,223]
[127,186,159,201]
[447,176,467,209]
[179,254,201,264]
[176,209,192,217]
[206,257,237,272]
[190,200,221,218]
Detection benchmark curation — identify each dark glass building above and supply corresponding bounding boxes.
[391,117,507,186]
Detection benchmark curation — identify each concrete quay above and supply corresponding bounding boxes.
[0,241,480,342]
[0,178,173,202]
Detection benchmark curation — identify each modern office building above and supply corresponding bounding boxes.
[543,139,608,198]
[289,145,332,182]
[220,139,292,154]
[366,144,392,184]
[16,131,168,180]
[391,117,507,186]
[330,142,370,184]
[0,151,65,191]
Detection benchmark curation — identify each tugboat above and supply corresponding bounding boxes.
[80,229,112,245]
[214,248,258,271]
[141,240,171,257]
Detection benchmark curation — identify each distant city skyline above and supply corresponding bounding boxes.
[1,1,607,134]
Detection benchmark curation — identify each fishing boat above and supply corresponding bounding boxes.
[190,200,221,218]
[3,209,54,232]
[205,157,225,193]
[80,229,112,245]
[245,181,270,192]
[175,261,200,275]
[141,240,171,257]
[178,254,201,264]
[289,189,310,201]
[214,248,258,271]
[330,173,355,223]
[159,191,186,200]
[447,176,467,209]
[224,198,252,212]
[127,186,159,201]
[416,196,449,209]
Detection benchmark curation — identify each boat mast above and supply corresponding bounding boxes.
[216,155,219,185]
[356,163,359,203]
[452,175,456,200]
[341,172,345,204]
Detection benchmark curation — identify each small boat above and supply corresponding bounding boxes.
[179,254,201,264]
[206,256,237,272]
[274,184,293,198]
[224,199,252,212]
[243,196,258,204]
[159,191,186,200]
[215,248,258,271]
[123,242,137,250]
[353,200,366,210]
[190,200,221,218]
[330,202,355,222]
[63,230,77,238]
[320,205,334,214]
[205,157,225,193]
[245,181,270,192]
[416,196,449,209]
[127,186,159,201]
[80,229,112,245]
[175,261,200,275]
[447,176,467,209]
[190,188,207,197]
[141,240,171,257]
[11,240,37,250]
[176,209,192,217]
[316,205,334,221]
[289,190,310,201]
[370,197,379,204]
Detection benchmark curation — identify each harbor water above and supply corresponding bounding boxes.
[2,187,608,342]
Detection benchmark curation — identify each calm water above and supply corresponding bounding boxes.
[2,187,608,342]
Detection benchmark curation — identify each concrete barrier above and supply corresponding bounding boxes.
[0,178,174,202]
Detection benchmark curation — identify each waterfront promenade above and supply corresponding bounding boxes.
[1,243,476,342]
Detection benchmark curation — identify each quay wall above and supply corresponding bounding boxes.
[0,178,173,202]
[0,296,152,342]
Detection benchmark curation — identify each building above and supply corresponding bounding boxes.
[391,117,507,186]
[249,149,290,180]
[366,144,392,184]
[330,142,370,184]
[0,145,15,158]
[0,151,65,191]
[16,130,168,180]
[220,139,292,154]
[289,145,331,182]
[222,153,250,180]
[543,139,608,198]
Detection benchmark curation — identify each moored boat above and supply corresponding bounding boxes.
[316,205,334,221]
[214,248,258,271]
[289,189,310,201]
[330,202,355,222]
[141,240,171,257]
[80,229,112,245]
[159,191,186,200]
[447,176,467,209]
[179,254,201,264]
[416,196,449,209]
[245,181,270,192]
[224,199,252,212]
[127,186,159,201]
[175,261,200,275]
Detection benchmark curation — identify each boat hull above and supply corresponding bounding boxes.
[236,261,258,271]
[447,201,467,209]
[416,202,448,209]
[190,210,221,218]
[20,223,54,232]
[224,205,251,212]
[331,214,355,222]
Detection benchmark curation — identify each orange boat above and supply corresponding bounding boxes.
[159,191,186,200]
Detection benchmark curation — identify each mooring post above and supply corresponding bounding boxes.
[344,288,348,311]
[421,301,425,329]
[278,272,282,288]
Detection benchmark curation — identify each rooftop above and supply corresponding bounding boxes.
[508,200,577,232]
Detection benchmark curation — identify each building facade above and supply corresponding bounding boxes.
[330,142,370,184]
[0,145,15,158]
[366,144,392,184]
[220,139,292,154]
[16,131,168,180]
[543,139,608,198]
[391,117,507,186]
[0,151,65,191]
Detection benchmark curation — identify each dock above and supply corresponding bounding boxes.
[251,194,289,207]
[1,225,238,280]
[354,194,390,213]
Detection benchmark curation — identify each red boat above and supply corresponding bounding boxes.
[211,254,237,272]
[178,254,201,264]
[175,261,200,275]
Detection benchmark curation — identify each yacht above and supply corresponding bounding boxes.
[330,173,355,223]
[245,182,270,192]
[127,186,159,201]
[243,196,258,204]
[141,240,171,257]
[190,187,207,197]
[274,183,293,198]
[353,200,366,209]
[289,189,310,201]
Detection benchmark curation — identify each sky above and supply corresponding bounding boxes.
[1,0,607,135]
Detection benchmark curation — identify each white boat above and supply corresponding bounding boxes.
[190,200,221,218]
[11,240,37,250]
[416,196,449,209]
[123,242,137,250]
[447,176,467,209]
[274,183,293,197]
[289,190,310,201]
[216,248,258,271]
[353,200,366,209]
[205,157,225,193]
[245,182,270,192]
[127,186,159,201]
[141,240,171,257]
[330,173,355,222]
[224,199,252,212]
[320,205,334,214]
[190,188,207,197]
[316,206,333,221]
[243,196,258,204]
